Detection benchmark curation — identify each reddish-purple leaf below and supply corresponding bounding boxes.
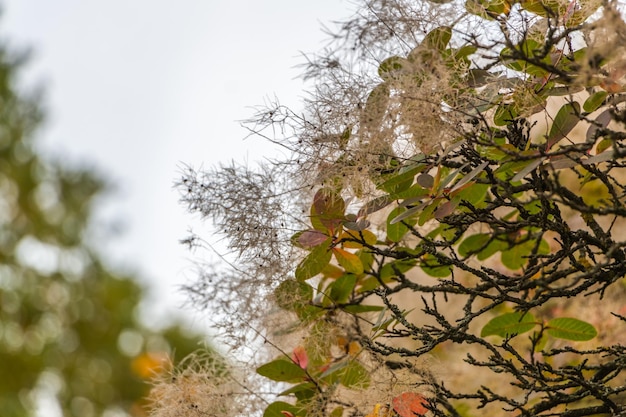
[586,109,612,142]
[313,188,345,217]
[433,198,460,219]
[298,230,329,248]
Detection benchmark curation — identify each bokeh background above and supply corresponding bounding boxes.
[2,0,350,322]
[0,1,350,416]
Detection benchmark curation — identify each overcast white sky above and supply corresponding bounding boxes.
[2,1,352,328]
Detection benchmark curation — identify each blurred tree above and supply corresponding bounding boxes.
[0,31,209,417]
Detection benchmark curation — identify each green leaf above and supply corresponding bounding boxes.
[295,239,332,281]
[511,157,546,182]
[394,184,431,201]
[380,258,418,280]
[329,273,357,304]
[500,238,542,270]
[538,238,550,255]
[264,401,303,417]
[330,407,344,417]
[378,56,409,82]
[477,144,506,160]
[494,159,534,181]
[454,45,478,65]
[408,27,452,65]
[423,26,452,52]
[358,249,375,273]
[494,104,518,126]
[277,382,316,397]
[596,138,612,154]
[378,160,426,194]
[387,206,417,242]
[418,199,441,226]
[583,91,608,112]
[500,239,550,270]
[343,217,371,232]
[357,276,381,292]
[465,0,510,18]
[257,359,307,382]
[500,39,551,77]
[339,360,370,389]
[524,200,543,215]
[481,312,537,338]
[519,0,550,15]
[547,102,581,146]
[478,239,508,261]
[546,318,597,341]
[343,305,385,313]
[439,164,468,191]
[310,209,328,232]
[431,223,457,241]
[455,182,490,208]
[421,253,452,278]
[458,233,490,257]
[321,263,344,279]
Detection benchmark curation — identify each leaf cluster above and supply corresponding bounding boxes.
[176,1,626,416]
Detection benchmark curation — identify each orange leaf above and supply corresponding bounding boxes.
[336,336,349,347]
[348,341,361,356]
[291,346,308,369]
[131,352,169,379]
[392,392,428,417]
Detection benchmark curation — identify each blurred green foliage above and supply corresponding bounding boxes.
[0,35,208,417]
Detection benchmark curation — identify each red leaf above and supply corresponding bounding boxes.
[392,392,428,417]
[281,412,295,417]
[291,346,308,369]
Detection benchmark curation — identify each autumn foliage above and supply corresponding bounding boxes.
[169,0,626,416]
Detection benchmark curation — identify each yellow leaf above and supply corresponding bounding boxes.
[365,404,383,417]
[333,247,364,275]
[341,229,378,248]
